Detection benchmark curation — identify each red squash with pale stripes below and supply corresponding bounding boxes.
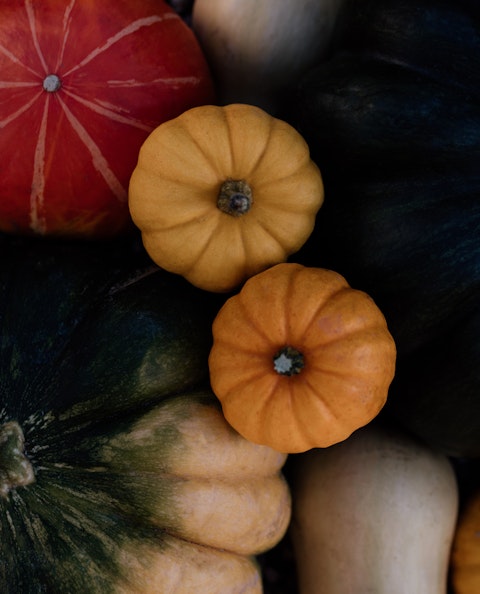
[0,0,215,237]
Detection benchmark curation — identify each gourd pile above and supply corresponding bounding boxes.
[0,0,478,593]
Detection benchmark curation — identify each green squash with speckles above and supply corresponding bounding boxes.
[0,236,291,594]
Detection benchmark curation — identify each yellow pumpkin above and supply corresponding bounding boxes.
[128,103,324,292]
[208,263,396,453]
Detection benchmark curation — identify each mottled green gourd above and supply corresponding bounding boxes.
[0,235,291,594]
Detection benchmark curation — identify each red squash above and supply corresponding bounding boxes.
[0,0,215,237]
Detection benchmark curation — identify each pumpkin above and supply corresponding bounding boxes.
[282,0,480,457]
[128,103,324,293]
[208,262,396,453]
[192,0,347,113]
[451,485,480,594]
[0,236,291,593]
[289,421,459,594]
[0,0,215,238]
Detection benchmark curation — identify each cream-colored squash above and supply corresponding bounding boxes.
[289,421,459,594]
[192,0,347,113]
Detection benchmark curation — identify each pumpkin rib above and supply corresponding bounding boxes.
[236,290,279,346]
[238,221,291,278]
[233,265,293,342]
[210,364,275,408]
[279,266,351,344]
[142,216,222,277]
[301,364,385,423]
[253,381,317,453]
[308,329,397,382]
[182,114,234,179]
[249,117,300,181]
[303,319,394,352]
[226,104,276,179]
[117,535,263,594]
[165,475,291,556]
[129,176,217,232]
[182,217,249,286]
[300,286,389,348]
[248,124,275,178]
[135,202,216,233]
[221,103,241,175]
[251,155,320,197]
[287,379,341,449]
[209,322,272,358]
[288,383,348,450]
[233,379,295,451]
[135,126,221,188]
[297,375,340,423]
[247,213,306,257]
[220,372,282,440]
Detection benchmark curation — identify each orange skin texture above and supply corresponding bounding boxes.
[208,263,397,453]
[451,487,480,594]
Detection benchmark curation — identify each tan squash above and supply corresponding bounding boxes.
[0,237,292,594]
[289,422,459,594]
[128,103,324,292]
[208,262,396,453]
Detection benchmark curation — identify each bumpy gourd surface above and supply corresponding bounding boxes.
[0,236,290,593]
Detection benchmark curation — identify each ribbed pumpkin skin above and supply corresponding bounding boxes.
[128,103,324,293]
[0,0,215,238]
[0,237,290,594]
[208,263,396,453]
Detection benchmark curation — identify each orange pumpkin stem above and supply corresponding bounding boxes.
[273,346,305,376]
[217,179,252,217]
[0,421,35,498]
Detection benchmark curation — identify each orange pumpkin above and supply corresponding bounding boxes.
[208,263,396,453]
[128,103,324,292]
[451,486,480,594]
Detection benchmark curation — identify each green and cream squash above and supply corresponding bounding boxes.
[0,235,291,593]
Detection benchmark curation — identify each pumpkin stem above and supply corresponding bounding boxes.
[0,421,35,498]
[43,74,62,93]
[217,179,252,217]
[273,346,305,376]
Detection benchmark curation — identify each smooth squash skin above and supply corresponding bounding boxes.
[192,0,347,113]
[289,422,459,594]
[283,0,480,457]
[0,0,215,238]
[0,235,291,593]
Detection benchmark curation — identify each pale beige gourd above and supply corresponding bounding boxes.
[289,422,459,594]
[192,0,347,113]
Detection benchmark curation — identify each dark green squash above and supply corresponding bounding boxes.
[0,236,291,593]
[283,0,480,457]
